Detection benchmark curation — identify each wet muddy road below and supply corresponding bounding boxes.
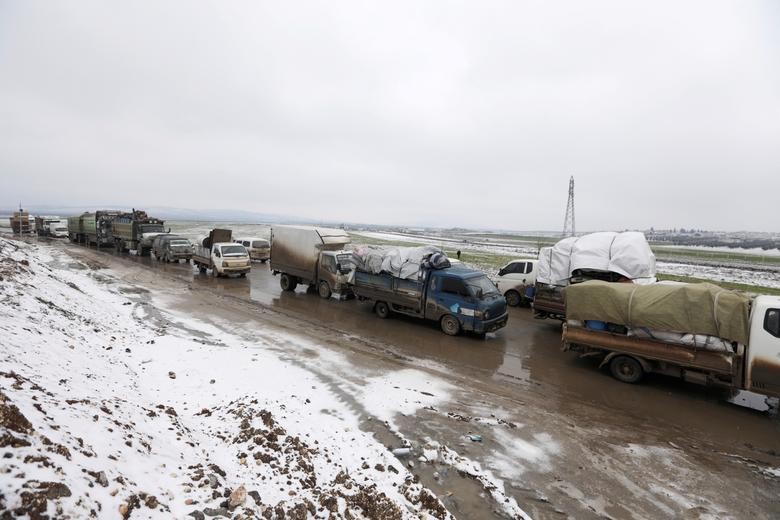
[149,257,779,447]
[58,242,780,519]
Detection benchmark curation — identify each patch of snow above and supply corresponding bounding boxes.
[0,237,455,519]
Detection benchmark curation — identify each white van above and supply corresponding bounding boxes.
[234,237,270,263]
[495,260,537,307]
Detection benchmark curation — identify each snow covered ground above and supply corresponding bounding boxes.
[0,237,533,519]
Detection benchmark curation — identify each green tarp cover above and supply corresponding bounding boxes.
[564,281,751,345]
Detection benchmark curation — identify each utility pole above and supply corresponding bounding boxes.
[562,176,575,237]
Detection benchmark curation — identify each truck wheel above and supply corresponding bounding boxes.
[318,281,332,299]
[212,267,220,278]
[198,264,207,274]
[280,274,297,292]
[440,315,461,336]
[505,290,521,307]
[375,301,391,319]
[609,355,644,384]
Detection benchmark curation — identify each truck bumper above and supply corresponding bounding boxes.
[222,267,251,275]
[473,312,509,334]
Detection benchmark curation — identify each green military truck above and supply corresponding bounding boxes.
[67,214,86,243]
[111,210,166,256]
[67,210,121,246]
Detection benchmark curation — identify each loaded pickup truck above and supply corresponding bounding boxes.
[270,225,352,298]
[533,232,656,320]
[192,229,251,278]
[352,265,508,336]
[562,280,780,398]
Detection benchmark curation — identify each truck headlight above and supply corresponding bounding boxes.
[475,310,488,319]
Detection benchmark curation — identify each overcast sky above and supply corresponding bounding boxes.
[1,1,778,232]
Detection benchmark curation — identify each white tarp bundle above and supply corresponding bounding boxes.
[350,245,446,279]
[536,231,656,286]
[536,247,553,285]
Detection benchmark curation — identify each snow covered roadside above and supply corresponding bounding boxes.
[0,237,457,519]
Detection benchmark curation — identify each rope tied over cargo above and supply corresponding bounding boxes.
[713,289,724,340]
[627,285,638,328]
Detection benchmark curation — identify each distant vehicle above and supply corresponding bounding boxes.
[34,216,67,238]
[48,220,68,238]
[152,234,193,263]
[9,210,31,234]
[533,232,656,319]
[563,281,780,398]
[234,237,270,263]
[270,226,352,299]
[351,265,508,336]
[192,229,251,277]
[494,259,537,307]
[111,210,166,255]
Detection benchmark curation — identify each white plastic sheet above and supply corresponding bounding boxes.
[351,245,444,279]
[536,232,656,285]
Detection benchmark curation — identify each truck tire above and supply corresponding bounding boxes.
[212,267,220,278]
[280,274,297,292]
[505,290,521,307]
[440,315,461,336]
[198,264,207,274]
[375,301,390,319]
[609,355,644,384]
[318,281,332,299]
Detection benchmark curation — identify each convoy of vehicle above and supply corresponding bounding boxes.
[12,208,778,396]
[193,228,251,277]
[494,259,537,307]
[270,226,353,299]
[234,237,270,262]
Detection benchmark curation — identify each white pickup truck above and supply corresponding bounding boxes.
[192,229,251,278]
[494,259,537,307]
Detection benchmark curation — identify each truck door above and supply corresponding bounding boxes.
[747,306,780,397]
[425,274,474,330]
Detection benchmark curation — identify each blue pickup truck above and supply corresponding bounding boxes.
[351,266,508,336]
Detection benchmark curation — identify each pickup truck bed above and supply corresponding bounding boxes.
[562,324,742,386]
[352,271,425,314]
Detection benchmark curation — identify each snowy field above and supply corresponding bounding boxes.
[351,231,780,289]
[0,237,532,519]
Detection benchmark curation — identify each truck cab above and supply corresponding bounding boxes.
[210,243,251,277]
[424,269,508,335]
[746,296,780,397]
[495,259,537,307]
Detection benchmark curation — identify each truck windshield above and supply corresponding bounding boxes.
[466,275,500,298]
[170,240,191,247]
[140,224,164,233]
[252,240,269,248]
[220,245,246,256]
